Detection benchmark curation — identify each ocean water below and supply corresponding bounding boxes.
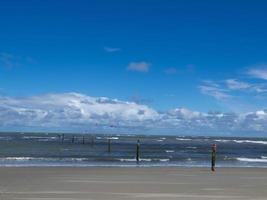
[0,132,267,167]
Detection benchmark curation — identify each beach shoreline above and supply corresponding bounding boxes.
[1,167,267,200]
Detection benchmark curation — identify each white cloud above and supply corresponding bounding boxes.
[0,93,159,128]
[104,46,121,52]
[199,81,231,100]
[225,79,251,90]
[226,79,267,93]
[200,79,267,102]
[1,92,267,135]
[127,61,151,73]
[247,67,267,80]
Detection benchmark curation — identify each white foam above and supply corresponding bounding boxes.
[233,140,267,145]
[141,159,152,162]
[0,136,12,140]
[213,139,267,145]
[119,158,136,162]
[159,159,170,162]
[23,136,57,140]
[119,158,169,162]
[0,157,88,162]
[3,157,33,161]
[237,157,267,163]
[118,158,152,162]
[186,147,197,149]
[176,138,192,141]
[23,136,45,139]
[165,150,175,153]
[106,137,119,140]
[214,139,229,143]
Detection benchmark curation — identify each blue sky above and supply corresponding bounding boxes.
[1,0,267,135]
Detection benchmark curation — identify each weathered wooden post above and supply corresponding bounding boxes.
[136,139,140,163]
[72,135,75,143]
[61,134,65,143]
[82,136,85,144]
[211,144,217,172]
[91,136,94,147]
[108,139,111,153]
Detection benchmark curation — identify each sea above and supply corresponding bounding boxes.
[0,132,267,168]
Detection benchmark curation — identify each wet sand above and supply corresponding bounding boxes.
[1,167,267,200]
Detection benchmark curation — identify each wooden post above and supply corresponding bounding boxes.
[108,139,111,153]
[61,134,65,143]
[82,136,85,144]
[72,135,75,143]
[211,144,217,172]
[136,139,140,163]
[91,136,94,147]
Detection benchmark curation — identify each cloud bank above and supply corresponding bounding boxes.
[1,92,267,135]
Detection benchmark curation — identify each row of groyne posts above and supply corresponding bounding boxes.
[59,134,96,147]
[58,134,217,171]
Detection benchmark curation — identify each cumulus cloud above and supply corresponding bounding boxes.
[127,61,151,73]
[1,92,267,135]
[0,93,158,130]
[129,95,153,104]
[104,46,121,52]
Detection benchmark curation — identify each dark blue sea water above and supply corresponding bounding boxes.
[0,132,267,167]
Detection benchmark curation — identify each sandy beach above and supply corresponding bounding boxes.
[0,167,266,200]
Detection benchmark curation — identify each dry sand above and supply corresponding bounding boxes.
[0,167,267,200]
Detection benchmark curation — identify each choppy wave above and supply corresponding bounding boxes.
[1,133,267,168]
